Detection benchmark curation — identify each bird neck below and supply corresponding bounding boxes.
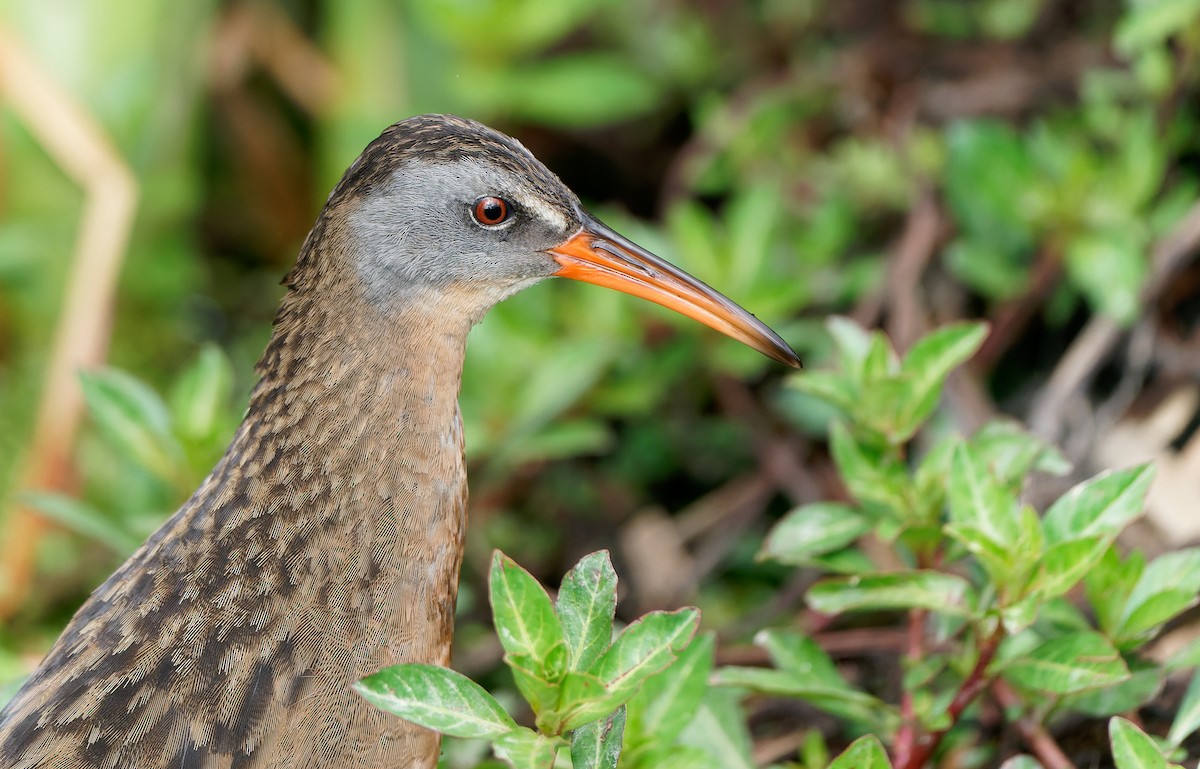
[206,282,475,669]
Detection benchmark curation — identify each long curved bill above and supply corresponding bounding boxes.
[547,212,801,367]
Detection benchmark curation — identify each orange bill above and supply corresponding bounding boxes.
[548,212,801,367]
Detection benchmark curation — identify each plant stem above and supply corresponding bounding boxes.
[892,608,928,768]
[992,679,1076,769]
[896,626,1004,769]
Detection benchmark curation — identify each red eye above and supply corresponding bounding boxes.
[473,196,511,226]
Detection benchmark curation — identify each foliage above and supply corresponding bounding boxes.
[733,319,1200,768]
[355,550,700,769]
[368,320,1199,768]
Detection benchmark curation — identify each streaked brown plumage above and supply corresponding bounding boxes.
[0,114,798,768]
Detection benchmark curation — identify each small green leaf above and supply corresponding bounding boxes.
[1110,717,1169,769]
[679,687,755,769]
[807,571,975,617]
[1002,632,1130,695]
[20,491,142,554]
[1116,548,1200,643]
[713,666,895,733]
[570,706,625,769]
[829,422,913,518]
[1037,535,1109,600]
[757,629,847,686]
[1060,664,1163,717]
[1085,546,1144,636]
[625,632,714,750]
[493,728,561,769]
[791,370,858,415]
[595,609,700,702]
[487,54,661,127]
[947,442,1019,547]
[490,551,567,673]
[969,421,1070,483]
[760,503,871,564]
[827,316,876,381]
[557,550,618,672]
[999,756,1045,769]
[552,671,609,733]
[623,745,722,769]
[354,664,516,739]
[1167,671,1200,747]
[829,735,892,769]
[80,369,182,480]
[1042,465,1153,544]
[1065,230,1145,323]
[168,343,234,441]
[1115,0,1200,54]
[897,322,988,434]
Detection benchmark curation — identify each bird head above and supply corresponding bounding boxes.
[320,114,799,367]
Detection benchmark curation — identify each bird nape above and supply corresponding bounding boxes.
[0,114,799,769]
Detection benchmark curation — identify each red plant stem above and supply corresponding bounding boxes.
[897,626,1005,769]
[992,679,1076,769]
[892,608,928,768]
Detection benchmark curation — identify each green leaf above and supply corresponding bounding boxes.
[1036,535,1109,601]
[760,503,871,564]
[969,421,1070,483]
[1001,632,1130,695]
[757,629,854,689]
[509,647,568,725]
[595,609,700,703]
[1110,717,1169,769]
[807,571,975,617]
[718,629,898,732]
[80,369,182,480]
[947,442,1019,547]
[1085,546,1144,636]
[829,735,892,769]
[791,370,858,415]
[1116,548,1200,643]
[1167,671,1200,747]
[1065,230,1146,323]
[896,322,988,435]
[829,422,913,518]
[1115,0,1200,54]
[485,54,661,127]
[548,671,610,733]
[490,551,567,673]
[713,666,895,733]
[625,632,714,750]
[493,728,561,769]
[1167,635,1200,671]
[826,316,877,381]
[557,550,618,672]
[570,706,625,769]
[623,745,722,769]
[1042,465,1153,544]
[168,343,234,441]
[19,491,142,554]
[1059,664,1163,717]
[354,664,516,739]
[679,687,755,769]
[999,756,1045,769]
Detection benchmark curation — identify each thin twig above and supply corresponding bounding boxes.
[992,679,1076,769]
[0,27,138,618]
[1030,199,1200,445]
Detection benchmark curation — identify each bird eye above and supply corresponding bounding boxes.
[472,196,511,227]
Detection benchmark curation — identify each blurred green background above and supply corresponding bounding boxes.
[2,0,1199,757]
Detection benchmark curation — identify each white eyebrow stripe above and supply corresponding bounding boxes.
[514,191,569,232]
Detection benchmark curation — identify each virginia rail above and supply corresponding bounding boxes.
[0,114,799,768]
